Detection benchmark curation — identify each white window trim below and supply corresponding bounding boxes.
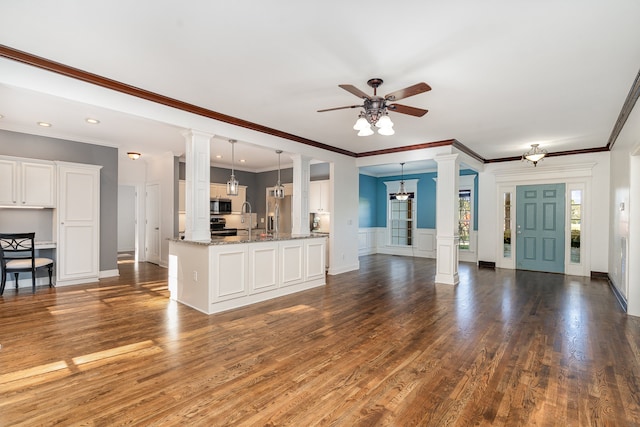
[384,179,418,247]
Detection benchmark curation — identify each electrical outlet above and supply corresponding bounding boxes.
[193,271,198,281]
[260,217,264,223]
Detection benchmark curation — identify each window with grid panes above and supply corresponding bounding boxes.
[389,193,414,246]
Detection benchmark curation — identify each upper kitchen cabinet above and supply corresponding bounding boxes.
[0,156,56,208]
[309,180,330,213]
[210,183,226,200]
[230,186,247,213]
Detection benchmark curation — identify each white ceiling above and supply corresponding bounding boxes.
[1,1,639,175]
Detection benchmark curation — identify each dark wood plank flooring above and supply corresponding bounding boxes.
[1,255,639,426]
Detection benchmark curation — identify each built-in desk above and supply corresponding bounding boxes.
[35,241,56,249]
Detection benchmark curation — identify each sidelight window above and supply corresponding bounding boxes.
[503,192,512,258]
[570,190,582,263]
[459,190,471,250]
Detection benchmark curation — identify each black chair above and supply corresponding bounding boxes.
[0,233,54,295]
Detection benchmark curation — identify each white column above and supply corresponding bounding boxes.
[183,130,213,241]
[291,154,311,235]
[435,153,460,285]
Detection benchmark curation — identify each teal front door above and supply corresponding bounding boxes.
[516,183,565,273]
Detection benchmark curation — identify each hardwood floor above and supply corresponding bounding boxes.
[1,255,639,426]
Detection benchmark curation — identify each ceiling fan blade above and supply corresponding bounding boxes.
[317,104,362,113]
[384,82,432,101]
[338,84,372,100]
[388,104,429,117]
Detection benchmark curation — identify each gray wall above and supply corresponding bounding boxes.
[178,162,328,224]
[0,129,118,272]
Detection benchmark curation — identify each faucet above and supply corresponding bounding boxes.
[241,201,252,239]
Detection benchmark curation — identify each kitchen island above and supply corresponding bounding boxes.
[168,233,327,314]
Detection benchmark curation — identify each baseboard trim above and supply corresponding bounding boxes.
[595,272,627,313]
[478,261,496,269]
[99,269,120,279]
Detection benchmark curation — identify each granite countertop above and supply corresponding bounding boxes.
[169,232,328,246]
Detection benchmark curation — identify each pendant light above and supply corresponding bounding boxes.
[274,150,285,199]
[396,162,409,201]
[226,139,239,196]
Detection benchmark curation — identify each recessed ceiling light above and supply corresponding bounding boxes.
[216,155,223,159]
[37,122,52,127]
[240,159,246,163]
[85,118,100,124]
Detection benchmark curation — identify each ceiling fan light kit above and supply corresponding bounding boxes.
[522,143,548,167]
[318,78,430,137]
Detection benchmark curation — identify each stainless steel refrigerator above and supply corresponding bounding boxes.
[266,188,292,234]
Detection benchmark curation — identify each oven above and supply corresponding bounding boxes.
[210,217,237,237]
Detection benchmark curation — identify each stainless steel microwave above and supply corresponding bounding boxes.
[210,198,232,214]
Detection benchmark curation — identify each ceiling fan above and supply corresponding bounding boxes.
[318,78,431,136]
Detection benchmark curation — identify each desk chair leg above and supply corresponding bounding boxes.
[48,266,54,288]
[32,269,36,293]
[0,273,6,295]
[13,273,19,291]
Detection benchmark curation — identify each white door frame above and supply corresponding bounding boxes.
[494,163,593,276]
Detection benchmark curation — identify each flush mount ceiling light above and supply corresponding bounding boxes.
[318,78,431,137]
[85,118,100,124]
[37,121,51,127]
[522,144,548,167]
[226,139,239,196]
[127,152,141,160]
[396,162,409,201]
[273,150,285,199]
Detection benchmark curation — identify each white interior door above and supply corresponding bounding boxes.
[117,185,136,252]
[145,183,160,265]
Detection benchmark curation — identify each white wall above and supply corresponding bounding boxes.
[477,151,610,274]
[328,156,360,275]
[608,99,640,315]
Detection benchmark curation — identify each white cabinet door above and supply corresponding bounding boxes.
[309,180,330,213]
[230,185,247,213]
[305,238,326,280]
[280,240,304,287]
[57,162,101,284]
[210,184,226,199]
[22,161,55,207]
[212,245,248,302]
[0,158,55,207]
[0,159,17,205]
[249,241,278,293]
